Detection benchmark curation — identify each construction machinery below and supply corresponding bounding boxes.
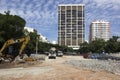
[56,51,63,57]
[0,35,30,63]
[48,47,56,59]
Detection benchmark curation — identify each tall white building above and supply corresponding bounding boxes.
[89,20,110,42]
[58,4,85,50]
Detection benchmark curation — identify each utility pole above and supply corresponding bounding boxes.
[36,35,39,54]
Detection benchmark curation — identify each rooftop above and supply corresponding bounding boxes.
[92,20,110,23]
[58,4,85,6]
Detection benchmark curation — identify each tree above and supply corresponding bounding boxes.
[78,36,120,54]
[0,11,26,56]
[105,36,119,53]
[118,42,120,52]
[25,31,38,53]
[88,39,105,53]
[0,31,4,42]
[25,29,73,54]
[79,41,90,53]
[0,11,26,42]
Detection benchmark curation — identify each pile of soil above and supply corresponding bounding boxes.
[0,61,42,69]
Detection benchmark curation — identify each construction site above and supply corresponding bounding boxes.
[0,2,120,80]
[0,51,120,80]
[0,29,120,80]
[0,36,120,80]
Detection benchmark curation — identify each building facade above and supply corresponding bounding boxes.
[58,4,85,50]
[89,20,110,42]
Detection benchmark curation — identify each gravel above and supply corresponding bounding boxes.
[0,66,53,78]
[64,59,120,75]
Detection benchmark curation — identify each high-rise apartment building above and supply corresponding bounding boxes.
[58,4,85,50]
[89,20,110,42]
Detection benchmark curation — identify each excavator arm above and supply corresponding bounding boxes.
[18,36,30,57]
[0,39,15,56]
[0,35,30,58]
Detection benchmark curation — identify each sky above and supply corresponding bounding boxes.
[0,0,120,42]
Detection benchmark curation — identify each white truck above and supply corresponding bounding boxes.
[48,47,56,59]
[57,51,63,57]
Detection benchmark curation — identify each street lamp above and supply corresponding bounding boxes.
[36,35,39,54]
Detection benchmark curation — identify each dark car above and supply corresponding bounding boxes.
[90,53,100,59]
[82,53,91,58]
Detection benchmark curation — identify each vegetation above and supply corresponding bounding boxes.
[0,11,26,46]
[79,36,120,54]
[25,30,73,54]
[105,36,120,53]
[79,41,89,53]
[89,39,105,53]
[1,11,119,56]
[0,11,73,56]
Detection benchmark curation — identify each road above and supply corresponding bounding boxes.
[0,56,120,80]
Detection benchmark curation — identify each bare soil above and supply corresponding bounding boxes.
[0,56,120,80]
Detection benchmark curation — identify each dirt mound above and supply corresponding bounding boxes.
[0,61,42,69]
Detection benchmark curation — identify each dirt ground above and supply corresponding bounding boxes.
[0,56,120,80]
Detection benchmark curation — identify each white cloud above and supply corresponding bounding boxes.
[0,0,119,41]
[51,41,57,44]
[93,0,120,4]
[91,0,120,10]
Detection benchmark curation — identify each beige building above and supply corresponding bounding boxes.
[89,20,110,42]
[58,4,85,50]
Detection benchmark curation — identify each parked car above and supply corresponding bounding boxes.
[57,51,63,57]
[48,51,56,59]
[90,53,100,59]
[64,52,77,56]
[82,53,91,58]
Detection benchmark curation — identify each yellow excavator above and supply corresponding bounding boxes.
[0,35,30,63]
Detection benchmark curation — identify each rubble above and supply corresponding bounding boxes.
[64,59,120,75]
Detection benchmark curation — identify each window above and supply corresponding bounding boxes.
[67,29,71,33]
[67,34,71,38]
[72,29,76,33]
[78,39,82,45]
[72,6,76,10]
[78,21,82,25]
[61,6,65,10]
[78,6,82,11]
[72,21,76,24]
[78,34,82,38]
[61,26,65,30]
[72,39,76,45]
[72,10,76,17]
[78,26,82,29]
[78,11,82,17]
[67,10,71,13]
[67,19,71,22]
[61,30,65,32]
[78,30,82,33]
[61,14,65,20]
[61,21,65,25]
[67,6,71,10]
[61,38,65,46]
[67,38,71,45]
[72,34,76,38]
[61,34,65,38]
[67,25,71,28]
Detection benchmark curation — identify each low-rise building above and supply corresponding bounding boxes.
[24,27,49,43]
